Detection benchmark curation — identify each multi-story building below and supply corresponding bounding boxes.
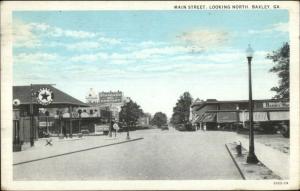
[85,89,125,121]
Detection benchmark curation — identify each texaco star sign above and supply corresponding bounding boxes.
[37,88,54,106]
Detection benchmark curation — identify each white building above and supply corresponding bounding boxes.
[86,88,99,104]
[85,89,125,121]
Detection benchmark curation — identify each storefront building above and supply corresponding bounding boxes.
[12,85,111,151]
[191,99,289,133]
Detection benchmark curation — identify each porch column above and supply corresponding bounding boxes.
[69,106,73,138]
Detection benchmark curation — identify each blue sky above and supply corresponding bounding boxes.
[13,10,289,117]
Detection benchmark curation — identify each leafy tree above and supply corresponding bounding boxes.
[267,42,289,99]
[170,92,193,125]
[119,100,144,126]
[151,112,167,128]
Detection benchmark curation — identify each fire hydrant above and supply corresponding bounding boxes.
[236,141,242,156]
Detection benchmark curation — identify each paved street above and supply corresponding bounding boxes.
[14,129,242,180]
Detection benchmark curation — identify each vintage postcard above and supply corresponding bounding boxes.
[1,1,299,190]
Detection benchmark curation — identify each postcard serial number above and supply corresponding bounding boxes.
[274,181,288,185]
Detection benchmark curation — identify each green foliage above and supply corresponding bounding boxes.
[151,112,167,128]
[170,92,193,125]
[267,42,289,99]
[119,100,144,125]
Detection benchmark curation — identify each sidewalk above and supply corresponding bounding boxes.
[14,134,143,165]
[236,135,289,179]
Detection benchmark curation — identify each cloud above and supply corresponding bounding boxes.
[13,20,41,48]
[248,22,289,35]
[272,22,289,33]
[176,29,230,52]
[13,20,100,48]
[126,48,272,76]
[14,52,60,64]
[98,37,121,45]
[65,41,101,50]
[28,22,97,39]
[69,52,109,63]
[132,46,189,59]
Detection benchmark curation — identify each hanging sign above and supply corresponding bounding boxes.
[37,88,54,106]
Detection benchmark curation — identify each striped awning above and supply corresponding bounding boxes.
[202,113,216,122]
[192,115,201,123]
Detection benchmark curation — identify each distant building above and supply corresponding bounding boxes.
[85,89,125,121]
[86,88,98,104]
[138,113,152,126]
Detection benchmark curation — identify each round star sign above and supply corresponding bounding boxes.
[37,88,54,105]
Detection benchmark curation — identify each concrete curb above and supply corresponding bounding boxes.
[14,137,144,166]
[225,144,246,180]
[225,143,281,180]
[237,136,289,179]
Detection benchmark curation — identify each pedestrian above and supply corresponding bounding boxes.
[62,125,67,138]
[113,122,119,137]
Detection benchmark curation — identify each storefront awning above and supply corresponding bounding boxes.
[269,111,289,121]
[191,115,201,123]
[239,111,268,122]
[217,112,237,123]
[202,113,216,122]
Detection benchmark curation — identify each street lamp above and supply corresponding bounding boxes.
[109,110,113,138]
[246,44,259,164]
[78,109,82,134]
[124,97,131,140]
[45,111,50,135]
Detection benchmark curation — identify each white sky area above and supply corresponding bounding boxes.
[12,11,288,118]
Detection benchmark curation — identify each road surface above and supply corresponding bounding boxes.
[14,129,242,180]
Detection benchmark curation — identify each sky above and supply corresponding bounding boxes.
[13,10,289,117]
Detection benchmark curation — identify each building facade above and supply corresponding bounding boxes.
[85,89,125,121]
[13,85,90,151]
[191,99,289,134]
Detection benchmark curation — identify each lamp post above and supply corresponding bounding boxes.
[246,44,259,164]
[124,98,131,140]
[58,110,64,139]
[30,84,35,147]
[78,109,82,133]
[45,111,49,135]
[109,109,113,138]
[13,108,22,151]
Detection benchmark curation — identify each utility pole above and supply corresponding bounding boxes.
[30,84,34,147]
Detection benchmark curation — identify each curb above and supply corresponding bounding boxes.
[225,143,282,180]
[14,137,144,166]
[225,144,246,180]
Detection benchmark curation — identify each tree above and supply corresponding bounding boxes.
[119,100,144,126]
[267,42,289,99]
[151,112,167,128]
[170,92,193,125]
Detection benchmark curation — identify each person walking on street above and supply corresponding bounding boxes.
[113,122,119,137]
